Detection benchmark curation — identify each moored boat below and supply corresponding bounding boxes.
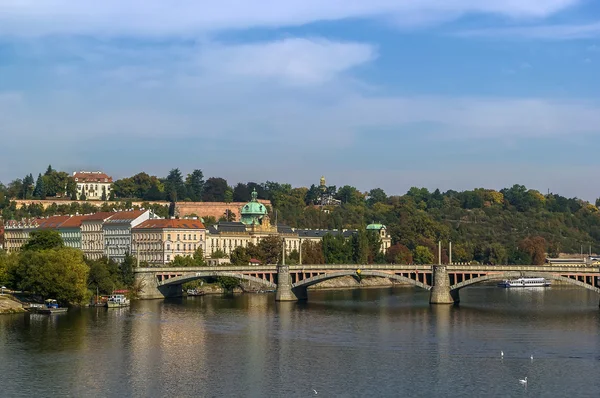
[186,289,205,296]
[498,277,551,288]
[106,294,130,308]
[34,299,68,314]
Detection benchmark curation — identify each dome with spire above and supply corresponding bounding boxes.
[240,189,267,225]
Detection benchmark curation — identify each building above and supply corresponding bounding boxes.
[103,210,154,263]
[132,218,206,265]
[205,189,391,261]
[81,212,114,260]
[3,216,72,253]
[57,215,86,249]
[318,175,341,207]
[73,171,113,200]
[4,219,42,252]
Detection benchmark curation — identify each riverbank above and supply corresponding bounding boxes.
[0,295,27,314]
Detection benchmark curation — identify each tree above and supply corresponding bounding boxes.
[301,240,325,264]
[336,185,363,205]
[120,254,136,286]
[322,233,351,264]
[230,246,250,265]
[33,173,46,199]
[185,169,205,201]
[22,174,35,199]
[367,188,387,207]
[202,177,228,202]
[413,246,434,265]
[165,168,186,202]
[233,183,251,202]
[80,190,87,201]
[22,230,64,251]
[101,186,107,201]
[518,236,547,265]
[211,249,227,259]
[258,236,282,264]
[385,243,413,264]
[87,258,119,294]
[351,230,369,264]
[10,248,89,305]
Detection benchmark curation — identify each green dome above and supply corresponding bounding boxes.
[367,223,385,230]
[240,189,267,225]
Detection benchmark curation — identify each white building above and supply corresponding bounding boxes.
[81,212,115,260]
[103,210,155,263]
[73,171,113,200]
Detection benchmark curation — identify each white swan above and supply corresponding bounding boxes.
[501,351,504,357]
[530,355,534,361]
[313,389,318,395]
[519,377,528,385]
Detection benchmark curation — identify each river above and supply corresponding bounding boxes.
[1,286,600,397]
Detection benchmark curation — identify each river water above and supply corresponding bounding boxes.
[1,286,600,398]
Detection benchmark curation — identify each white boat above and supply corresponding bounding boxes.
[106,294,130,308]
[498,277,551,288]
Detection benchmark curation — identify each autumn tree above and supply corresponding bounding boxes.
[386,244,413,264]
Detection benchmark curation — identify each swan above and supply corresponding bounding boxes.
[530,355,534,361]
[313,389,318,395]
[519,377,528,385]
[501,351,504,357]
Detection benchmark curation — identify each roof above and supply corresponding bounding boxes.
[241,189,267,217]
[72,171,113,183]
[277,224,294,234]
[211,222,247,234]
[58,215,86,228]
[249,258,261,264]
[36,216,70,229]
[104,210,147,224]
[366,223,386,230]
[134,219,205,230]
[82,212,115,222]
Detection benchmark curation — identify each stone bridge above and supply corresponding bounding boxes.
[133,264,600,305]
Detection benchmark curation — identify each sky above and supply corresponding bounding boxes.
[1,1,600,200]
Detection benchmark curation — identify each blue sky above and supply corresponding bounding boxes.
[1,1,600,199]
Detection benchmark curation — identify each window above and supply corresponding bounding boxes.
[177,244,180,250]
[194,234,196,240]
[167,234,171,241]
[177,234,180,241]
[167,254,171,261]
[167,244,170,250]
[188,234,192,240]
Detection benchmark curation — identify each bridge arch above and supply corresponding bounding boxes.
[292,270,431,290]
[450,272,600,294]
[158,271,277,289]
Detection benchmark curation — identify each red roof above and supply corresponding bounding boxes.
[73,171,113,183]
[82,212,115,221]
[249,258,262,264]
[134,219,205,230]
[106,210,146,222]
[36,216,71,229]
[58,215,86,228]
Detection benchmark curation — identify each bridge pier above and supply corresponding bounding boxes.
[135,271,182,300]
[275,265,306,301]
[430,265,456,304]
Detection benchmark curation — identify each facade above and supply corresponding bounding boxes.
[132,219,206,265]
[73,171,113,200]
[57,215,86,249]
[103,210,154,263]
[81,212,114,260]
[4,219,41,253]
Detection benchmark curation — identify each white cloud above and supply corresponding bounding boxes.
[458,20,600,40]
[0,0,582,37]
[197,38,376,85]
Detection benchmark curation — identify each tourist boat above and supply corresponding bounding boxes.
[105,294,130,308]
[498,277,551,288]
[35,299,68,314]
[187,289,205,296]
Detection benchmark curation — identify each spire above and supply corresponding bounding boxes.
[251,188,258,202]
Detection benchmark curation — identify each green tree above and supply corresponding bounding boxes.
[202,177,228,202]
[258,236,282,264]
[22,174,35,199]
[120,254,136,286]
[165,168,186,202]
[80,190,87,201]
[22,230,64,251]
[351,230,369,264]
[413,245,434,265]
[367,188,387,207]
[101,186,107,201]
[10,248,89,305]
[216,276,239,292]
[87,258,119,294]
[33,173,46,199]
[185,169,205,201]
[300,240,325,264]
[211,249,227,259]
[230,246,250,265]
[322,233,351,264]
[233,183,251,202]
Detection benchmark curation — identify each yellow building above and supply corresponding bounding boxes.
[132,218,206,265]
[4,215,71,253]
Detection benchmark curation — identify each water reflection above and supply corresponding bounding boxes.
[1,286,599,397]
